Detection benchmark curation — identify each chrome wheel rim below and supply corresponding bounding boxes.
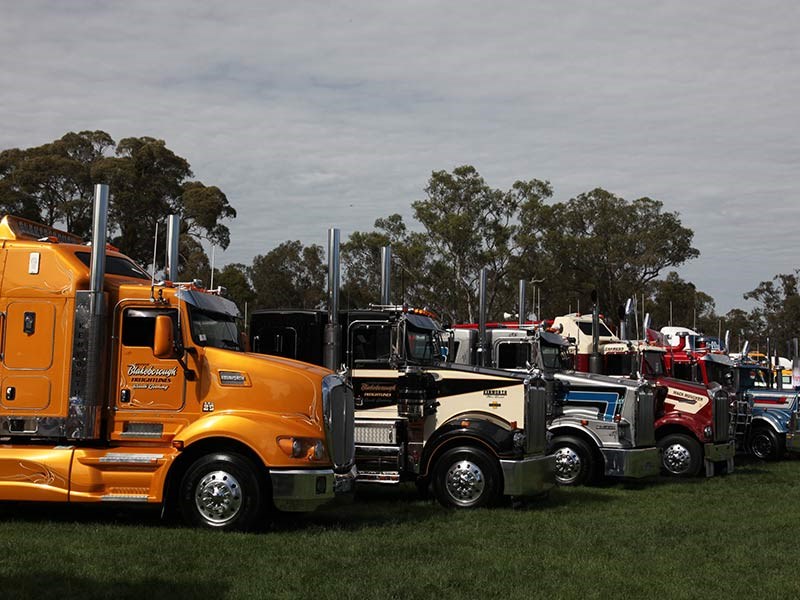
[444,459,485,506]
[195,470,243,525]
[553,446,582,484]
[662,443,692,475]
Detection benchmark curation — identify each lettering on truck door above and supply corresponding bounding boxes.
[117,307,185,411]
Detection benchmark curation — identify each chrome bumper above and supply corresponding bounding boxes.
[334,464,358,494]
[500,453,556,496]
[786,433,800,452]
[601,447,660,479]
[269,468,335,512]
[703,440,736,462]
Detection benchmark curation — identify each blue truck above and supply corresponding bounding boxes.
[734,359,800,459]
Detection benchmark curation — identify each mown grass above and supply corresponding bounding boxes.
[1,456,798,600]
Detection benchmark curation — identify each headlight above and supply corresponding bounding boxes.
[278,436,328,461]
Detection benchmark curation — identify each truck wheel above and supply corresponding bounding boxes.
[749,426,784,461]
[431,446,501,509]
[658,433,702,477]
[551,436,596,486]
[179,452,265,531]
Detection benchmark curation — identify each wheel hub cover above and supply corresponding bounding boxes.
[195,470,243,524]
[445,460,485,505]
[553,446,581,483]
[663,443,691,474]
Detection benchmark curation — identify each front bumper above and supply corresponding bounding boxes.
[703,440,736,462]
[270,468,336,512]
[601,447,660,479]
[786,432,800,452]
[500,453,556,496]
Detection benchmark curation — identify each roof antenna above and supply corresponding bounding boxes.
[210,244,216,290]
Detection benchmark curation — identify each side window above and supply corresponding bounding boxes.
[350,324,391,368]
[122,308,178,349]
[496,342,528,369]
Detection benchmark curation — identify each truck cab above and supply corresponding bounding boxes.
[732,359,800,460]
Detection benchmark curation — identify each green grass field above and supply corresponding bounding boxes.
[1,456,798,600]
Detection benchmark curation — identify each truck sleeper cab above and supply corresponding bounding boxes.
[0,202,355,532]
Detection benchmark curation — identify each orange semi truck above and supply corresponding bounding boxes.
[0,185,355,531]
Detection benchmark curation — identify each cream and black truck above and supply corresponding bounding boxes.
[250,239,555,508]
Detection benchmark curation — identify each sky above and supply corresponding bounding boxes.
[2,1,798,314]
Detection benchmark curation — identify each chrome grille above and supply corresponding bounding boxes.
[714,390,732,443]
[525,383,547,455]
[322,374,356,471]
[635,385,656,447]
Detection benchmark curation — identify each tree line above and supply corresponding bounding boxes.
[0,132,795,355]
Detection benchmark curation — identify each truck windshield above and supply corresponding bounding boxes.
[641,351,666,377]
[704,360,733,387]
[405,326,441,364]
[187,305,241,351]
[539,341,565,370]
[737,366,769,390]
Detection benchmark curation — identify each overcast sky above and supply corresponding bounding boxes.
[2,1,798,313]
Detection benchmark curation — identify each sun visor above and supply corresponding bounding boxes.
[177,289,241,318]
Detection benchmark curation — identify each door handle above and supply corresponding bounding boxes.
[5,387,15,401]
[120,389,131,403]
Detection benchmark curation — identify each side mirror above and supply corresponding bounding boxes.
[153,314,177,359]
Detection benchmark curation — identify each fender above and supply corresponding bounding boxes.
[751,410,791,435]
[175,410,329,468]
[420,413,517,477]
[547,420,604,449]
[654,412,704,441]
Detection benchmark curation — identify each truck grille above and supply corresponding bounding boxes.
[713,390,732,443]
[635,385,657,447]
[322,374,356,472]
[525,383,547,455]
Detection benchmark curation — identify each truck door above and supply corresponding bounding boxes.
[116,307,185,411]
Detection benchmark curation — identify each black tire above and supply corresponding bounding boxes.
[748,426,785,461]
[431,446,501,509]
[550,436,597,486]
[178,452,266,531]
[658,433,702,477]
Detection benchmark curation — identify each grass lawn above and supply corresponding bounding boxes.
[0,455,798,600]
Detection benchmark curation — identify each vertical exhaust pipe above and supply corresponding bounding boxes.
[166,214,180,281]
[380,246,392,305]
[478,268,488,367]
[69,184,109,439]
[589,291,601,374]
[518,280,526,326]
[324,229,341,372]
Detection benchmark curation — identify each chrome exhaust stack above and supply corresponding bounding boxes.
[324,228,341,372]
[380,246,391,305]
[166,214,180,281]
[518,280,526,326]
[67,184,110,439]
[477,268,488,367]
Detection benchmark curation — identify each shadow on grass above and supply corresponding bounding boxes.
[0,501,162,528]
[0,573,224,600]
